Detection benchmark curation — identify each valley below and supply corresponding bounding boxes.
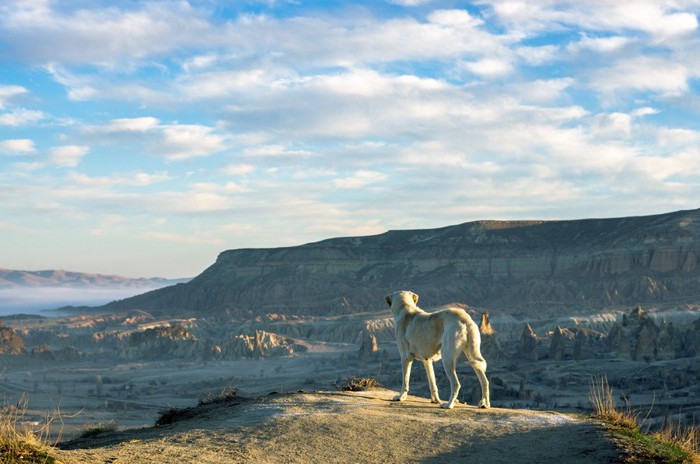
[1,301,699,440]
[2,208,700,441]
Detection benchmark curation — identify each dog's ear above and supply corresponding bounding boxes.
[411,292,419,305]
[385,295,392,306]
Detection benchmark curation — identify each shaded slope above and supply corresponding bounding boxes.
[104,208,700,315]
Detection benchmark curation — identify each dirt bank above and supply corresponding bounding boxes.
[56,389,621,463]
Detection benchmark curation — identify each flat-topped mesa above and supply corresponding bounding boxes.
[103,208,700,316]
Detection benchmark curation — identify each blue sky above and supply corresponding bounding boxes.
[1,0,700,278]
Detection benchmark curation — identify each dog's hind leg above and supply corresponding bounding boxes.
[393,355,414,401]
[422,360,441,403]
[464,337,491,409]
[440,347,460,409]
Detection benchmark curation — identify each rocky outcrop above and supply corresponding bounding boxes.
[479,313,506,362]
[683,318,700,356]
[358,331,379,359]
[0,322,25,354]
[604,306,698,361]
[518,324,538,361]
[113,324,301,361]
[548,326,573,361]
[573,329,594,360]
[102,208,700,316]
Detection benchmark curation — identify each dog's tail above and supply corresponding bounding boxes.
[458,311,487,367]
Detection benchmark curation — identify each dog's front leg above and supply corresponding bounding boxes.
[422,360,442,404]
[393,355,413,401]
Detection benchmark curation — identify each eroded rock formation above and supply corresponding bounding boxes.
[0,322,25,354]
[518,324,538,361]
[479,312,506,362]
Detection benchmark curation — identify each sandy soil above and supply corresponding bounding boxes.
[56,389,621,464]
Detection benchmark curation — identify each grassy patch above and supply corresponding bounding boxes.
[198,384,239,406]
[0,395,59,464]
[156,384,242,427]
[78,421,117,439]
[339,376,381,392]
[589,375,699,463]
[154,406,199,427]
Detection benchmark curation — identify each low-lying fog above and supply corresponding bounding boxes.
[0,286,162,316]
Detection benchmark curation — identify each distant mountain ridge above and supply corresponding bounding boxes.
[0,269,187,290]
[104,208,700,316]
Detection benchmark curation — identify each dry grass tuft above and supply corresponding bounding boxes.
[340,376,381,392]
[156,384,242,427]
[589,375,699,463]
[588,375,638,429]
[198,384,239,406]
[653,419,700,463]
[0,394,59,463]
[78,420,117,439]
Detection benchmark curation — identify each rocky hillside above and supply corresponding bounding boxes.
[0,269,186,289]
[104,208,700,316]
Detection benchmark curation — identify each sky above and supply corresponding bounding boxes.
[1,0,700,279]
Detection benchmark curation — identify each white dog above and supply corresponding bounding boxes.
[385,290,490,409]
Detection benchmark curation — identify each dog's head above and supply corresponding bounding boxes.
[385,290,419,310]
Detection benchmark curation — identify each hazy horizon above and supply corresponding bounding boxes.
[0,284,178,317]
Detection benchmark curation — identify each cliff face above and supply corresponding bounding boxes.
[105,208,700,315]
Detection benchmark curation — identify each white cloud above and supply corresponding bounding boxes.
[0,84,28,108]
[609,2,697,38]
[334,170,388,189]
[631,107,658,117]
[242,144,312,158]
[68,171,170,187]
[89,214,124,236]
[141,231,225,245]
[589,112,633,139]
[590,56,690,97]
[0,108,45,126]
[1,1,219,65]
[515,45,559,64]
[49,145,89,167]
[463,58,513,77]
[84,117,228,160]
[568,35,631,54]
[388,0,432,6]
[104,117,160,132]
[485,0,698,39]
[0,138,37,155]
[160,125,227,160]
[427,9,484,28]
[223,164,255,176]
[512,78,574,103]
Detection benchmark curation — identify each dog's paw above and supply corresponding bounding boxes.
[440,401,455,409]
[392,393,407,402]
[430,397,442,404]
[478,400,491,409]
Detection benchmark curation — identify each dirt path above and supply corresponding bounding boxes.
[56,389,621,463]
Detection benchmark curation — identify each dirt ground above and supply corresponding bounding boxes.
[55,388,622,464]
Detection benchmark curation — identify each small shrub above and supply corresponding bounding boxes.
[341,376,380,392]
[588,375,637,429]
[155,406,197,427]
[198,384,239,406]
[78,421,117,439]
